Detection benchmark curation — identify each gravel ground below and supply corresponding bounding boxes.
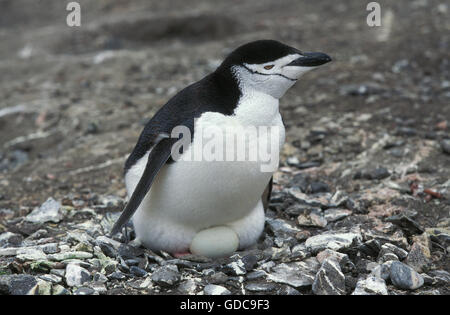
[0,0,449,295]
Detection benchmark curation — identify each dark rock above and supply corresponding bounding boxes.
[309,181,330,194]
[130,266,147,277]
[245,282,277,292]
[345,198,369,214]
[428,270,450,285]
[241,254,258,272]
[312,259,346,295]
[291,173,309,192]
[117,244,144,260]
[297,161,321,169]
[109,271,127,280]
[354,167,390,180]
[151,265,180,287]
[378,243,408,261]
[358,239,382,258]
[440,139,450,154]
[208,271,228,284]
[390,261,424,290]
[386,214,424,236]
[396,127,418,137]
[0,274,37,295]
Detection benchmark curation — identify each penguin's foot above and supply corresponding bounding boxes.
[190,226,239,258]
[173,251,191,258]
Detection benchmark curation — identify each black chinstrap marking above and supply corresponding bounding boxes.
[241,64,297,82]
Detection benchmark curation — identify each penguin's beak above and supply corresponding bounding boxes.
[287,52,332,67]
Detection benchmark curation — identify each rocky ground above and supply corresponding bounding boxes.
[0,0,449,295]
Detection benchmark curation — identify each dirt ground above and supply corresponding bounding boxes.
[0,0,449,295]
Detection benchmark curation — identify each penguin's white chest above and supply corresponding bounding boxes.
[125,91,285,251]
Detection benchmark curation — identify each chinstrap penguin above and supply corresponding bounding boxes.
[111,40,331,257]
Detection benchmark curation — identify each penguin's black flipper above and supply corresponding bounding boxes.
[262,176,273,211]
[110,136,176,236]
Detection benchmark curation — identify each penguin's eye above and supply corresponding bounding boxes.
[264,65,274,70]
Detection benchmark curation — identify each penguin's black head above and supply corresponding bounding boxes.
[217,40,331,99]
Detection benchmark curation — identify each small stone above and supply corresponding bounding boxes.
[305,233,362,254]
[312,259,346,295]
[297,210,327,228]
[267,245,291,261]
[405,242,430,272]
[93,273,108,284]
[246,270,266,281]
[277,286,301,295]
[378,252,399,263]
[377,243,407,263]
[287,188,330,208]
[41,243,59,254]
[177,279,198,294]
[0,232,23,247]
[355,167,390,180]
[65,264,91,287]
[0,274,37,295]
[323,209,351,222]
[440,139,450,154]
[386,214,424,236]
[203,284,231,295]
[241,254,258,271]
[109,271,127,280]
[428,270,450,285]
[245,282,277,292]
[223,259,247,276]
[291,243,310,260]
[309,181,331,194]
[48,251,93,261]
[316,249,355,273]
[371,262,392,280]
[25,198,62,223]
[352,276,388,295]
[73,287,96,295]
[35,279,52,295]
[266,218,301,237]
[52,284,70,295]
[358,239,382,257]
[151,265,180,287]
[16,248,47,261]
[266,258,320,288]
[38,274,62,284]
[421,273,434,285]
[390,261,424,290]
[209,271,228,284]
[130,266,147,277]
[425,227,450,246]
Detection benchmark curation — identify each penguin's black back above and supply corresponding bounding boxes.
[124,69,240,172]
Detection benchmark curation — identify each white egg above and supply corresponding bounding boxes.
[190,226,239,258]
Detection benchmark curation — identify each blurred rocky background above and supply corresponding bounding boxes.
[0,0,449,295]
